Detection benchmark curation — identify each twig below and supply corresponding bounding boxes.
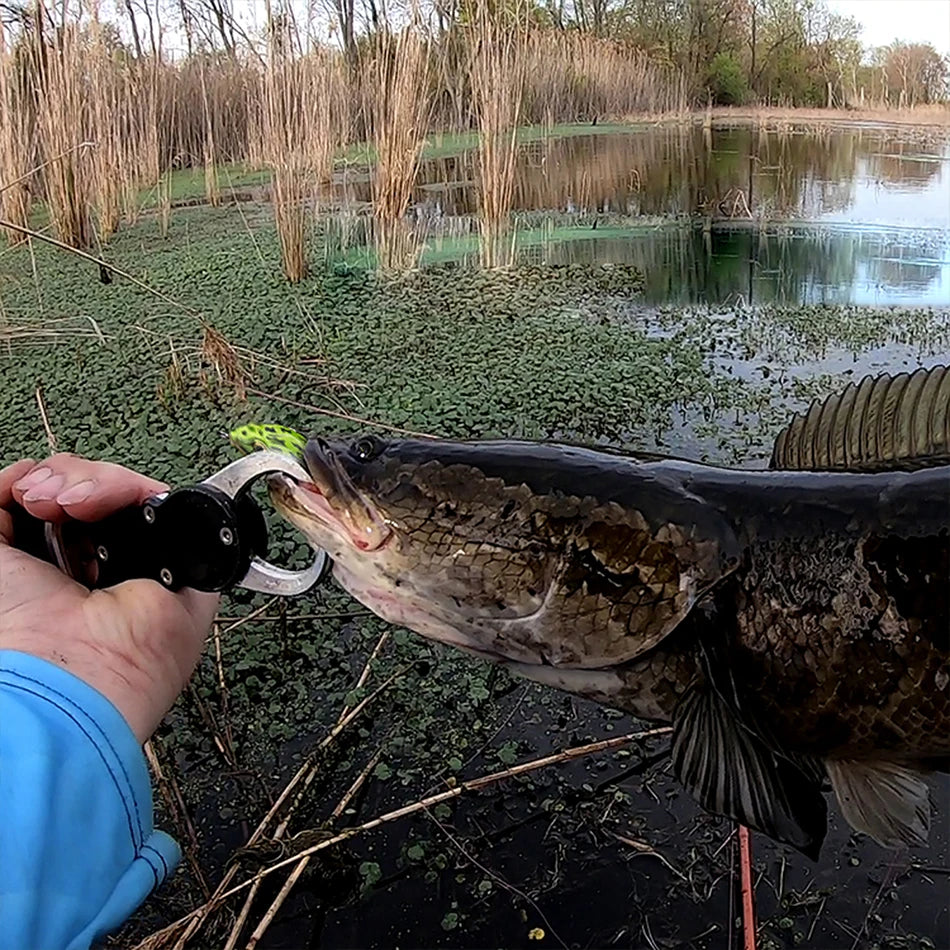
[0,141,95,195]
[273,664,409,841]
[144,740,210,900]
[425,808,568,950]
[245,857,310,950]
[850,850,905,950]
[0,218,200,319]
[242,749,384,950]
[806,895,827,943]
[213,612,373,623]
[212,623,235,758]
[142,727,672,944]
[612,832,686,880]
[446,683,529,785]
[908,864,950,875]
[641,916,661,950]
[335,630,389,726]
[332,748,384,820]
[227,634,391,949]
[187,683,235,768]
[247,387,438,439]
[223,656,403,950]
[219,598,279,635]
[34,386,56,452]
[83,314,106,344]
[711,827,736,861]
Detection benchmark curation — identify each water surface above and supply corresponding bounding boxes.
[335,122,950,305]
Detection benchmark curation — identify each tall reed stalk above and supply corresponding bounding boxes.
[469,2,527,268]
[0,25,32,244]
[260,10,337,282]
[370,26,432,271]
[200,65,219,207]
[34,22,94,248]
[88,11,123,240]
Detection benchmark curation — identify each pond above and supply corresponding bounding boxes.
[334,122,950,305]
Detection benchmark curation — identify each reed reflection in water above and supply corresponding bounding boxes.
[334,123,950,227]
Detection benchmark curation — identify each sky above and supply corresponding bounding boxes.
[826,0,950,56]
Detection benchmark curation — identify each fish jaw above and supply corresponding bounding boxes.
[269,438,393,558]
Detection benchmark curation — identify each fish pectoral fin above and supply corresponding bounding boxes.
[672,683,827,860]
[825,759,932,849]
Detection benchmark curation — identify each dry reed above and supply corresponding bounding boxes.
[136,726,671,949]
[369,26,432,271]
[88,10,122,240]
[200,64,219,207]
[32,22,94,247]
[370,27,431,224]
[0,24,32,244]
[522,32,687,123]
[469,3,528,268]
[259,12,339,282]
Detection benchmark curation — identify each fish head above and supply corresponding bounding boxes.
[268,434,574,660]
[269,434,736,667]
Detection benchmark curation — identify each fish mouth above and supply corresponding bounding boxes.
[269,439,392,554]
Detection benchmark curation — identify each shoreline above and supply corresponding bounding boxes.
[691,104,950,129]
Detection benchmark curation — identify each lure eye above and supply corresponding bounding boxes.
[351,435,381,462]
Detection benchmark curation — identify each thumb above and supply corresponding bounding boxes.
[0,460,38,546]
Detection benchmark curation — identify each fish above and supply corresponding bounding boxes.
[266,366,950,859]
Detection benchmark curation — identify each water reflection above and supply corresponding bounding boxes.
[334,123,950,228]
[531,224,950,305]
[326,123,950,305]
[324,215,950,306]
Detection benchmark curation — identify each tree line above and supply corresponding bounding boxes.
[1,0,946,110]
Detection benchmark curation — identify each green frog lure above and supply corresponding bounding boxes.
[229,423,307,462]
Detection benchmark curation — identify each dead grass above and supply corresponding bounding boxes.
[199,324,250,400]
[523,32,688,124]
[200,65,220,208]
[470,5,528,268]
[134,725,670,949]
[89,14,123,241]
[0,24,32,245]
[258,15,340,283]
[261,35,312,283]
[370,27,432,225]
[33,23,94,248]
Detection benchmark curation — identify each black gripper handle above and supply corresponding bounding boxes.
[9,486,267,593]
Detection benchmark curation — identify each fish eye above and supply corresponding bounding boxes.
[351,435,382,462]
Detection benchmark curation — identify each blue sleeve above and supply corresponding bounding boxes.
[0,650,180,950]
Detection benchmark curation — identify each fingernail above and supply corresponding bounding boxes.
[23,474,66,502]
[13,466,52,492]
[56,480,96,506]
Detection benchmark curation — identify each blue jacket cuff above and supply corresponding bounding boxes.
[0,649,180,950]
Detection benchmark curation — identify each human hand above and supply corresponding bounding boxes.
[0,455,219,743]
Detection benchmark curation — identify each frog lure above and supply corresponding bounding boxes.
[229,423,307,462]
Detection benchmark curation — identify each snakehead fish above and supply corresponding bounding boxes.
[261,366,950,859]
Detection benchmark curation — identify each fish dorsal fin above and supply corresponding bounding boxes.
[770,365,950,473]
[672,682,827,859]
[825,759,931,848]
